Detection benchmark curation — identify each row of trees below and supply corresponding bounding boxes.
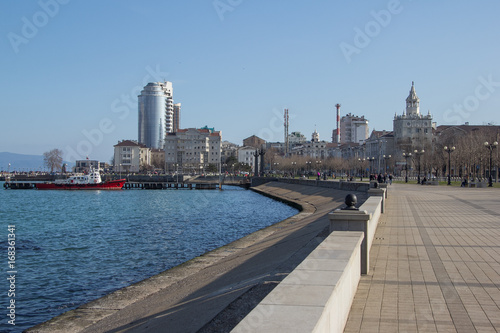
[404,130,499,180]
[233,129,499,180]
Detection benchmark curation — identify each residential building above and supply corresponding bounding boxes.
[113,140,150,173]
[74,160,105,173]
[138,81,176,149]
[365,130,395,174]
[164,127,222,173]
[434,124,500,146]
[150,149,165,170]
[237,146,256,171]
[340,113,369,144]
[265,141,285,153]
[243,135,265,149]
[288,131,306,147]
[221,141,239,163]
[173,103,181,132]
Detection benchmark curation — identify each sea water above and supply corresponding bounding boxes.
[0,184,298,332]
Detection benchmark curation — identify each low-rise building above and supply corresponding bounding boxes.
[74,160,106,173]
[243,135,265,149]
[113,140,150,173]
[150,149,165,170]
[237,146,256,172]
[221,141,239,163]
[365,130,395,174]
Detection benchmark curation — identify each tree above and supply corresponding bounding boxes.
[43,149,63,173]
[206,164,218,173]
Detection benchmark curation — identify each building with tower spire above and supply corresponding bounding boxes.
[393,82,435,152]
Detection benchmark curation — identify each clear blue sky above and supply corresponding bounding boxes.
[2,0,500,162]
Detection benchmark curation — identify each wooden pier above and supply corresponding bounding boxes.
[123,182,220,190]
[3,181,223,190]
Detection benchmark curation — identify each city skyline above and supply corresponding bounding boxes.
[2,1,500,162]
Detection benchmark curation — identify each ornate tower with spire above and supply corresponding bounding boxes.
[406,81,420,116]
[393,82,434,152]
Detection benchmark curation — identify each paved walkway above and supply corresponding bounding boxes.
[344,184,500,333]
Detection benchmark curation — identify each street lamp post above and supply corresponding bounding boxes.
[443,146,455,185]
[306,161,311,178]
[358,158,362,181]
[368,157,375,177]
[484,141,498,187]
[383,155,391,175]
[413,149,425,184]
[316,160,322,179]
[291,161,296,178]
[403,152,412,183]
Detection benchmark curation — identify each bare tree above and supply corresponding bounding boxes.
[43,149,63,172]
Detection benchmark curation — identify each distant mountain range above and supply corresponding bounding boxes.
[0,152,73,171]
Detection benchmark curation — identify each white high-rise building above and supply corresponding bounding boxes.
[340,113,369,144]
[138,81,175,149]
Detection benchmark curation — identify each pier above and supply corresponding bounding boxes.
[3,180,249,190]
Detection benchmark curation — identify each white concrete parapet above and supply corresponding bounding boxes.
[232,231,364,333]
[367,187,385,212]
[328,196,383,274]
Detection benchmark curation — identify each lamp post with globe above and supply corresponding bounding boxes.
[402,152,412,183]
[484,141,498,187]
[443,146,455,185]
[413,149,425,184]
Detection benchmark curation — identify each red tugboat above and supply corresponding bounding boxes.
[36,167,126,190]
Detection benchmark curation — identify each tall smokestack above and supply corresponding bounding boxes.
[284,109,289,155]
[335,103,341,144]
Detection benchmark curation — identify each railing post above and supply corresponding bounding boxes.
[328,194,372,274]
[368,187,385,213]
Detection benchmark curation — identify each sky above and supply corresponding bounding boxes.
[1,0,500,163]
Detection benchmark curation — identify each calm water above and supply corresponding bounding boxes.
[0,184,298,332]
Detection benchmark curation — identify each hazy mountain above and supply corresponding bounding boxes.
[0,152,73,172]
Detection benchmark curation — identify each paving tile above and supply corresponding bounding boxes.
[344,184,500,333]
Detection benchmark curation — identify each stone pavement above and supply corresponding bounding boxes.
[344,184,500,333]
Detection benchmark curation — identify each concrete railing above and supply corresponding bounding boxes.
[328,195,383,275]
[232,231,364,333]
[251,177,370,192]
[232,190,385,333]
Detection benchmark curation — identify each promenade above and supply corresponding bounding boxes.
[345,184,500,333]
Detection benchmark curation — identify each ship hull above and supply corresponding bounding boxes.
[35,179,126,190]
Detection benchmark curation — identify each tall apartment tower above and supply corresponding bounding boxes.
[138,82,176,149]
[173,103,181,133]
[340,113,369,144]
